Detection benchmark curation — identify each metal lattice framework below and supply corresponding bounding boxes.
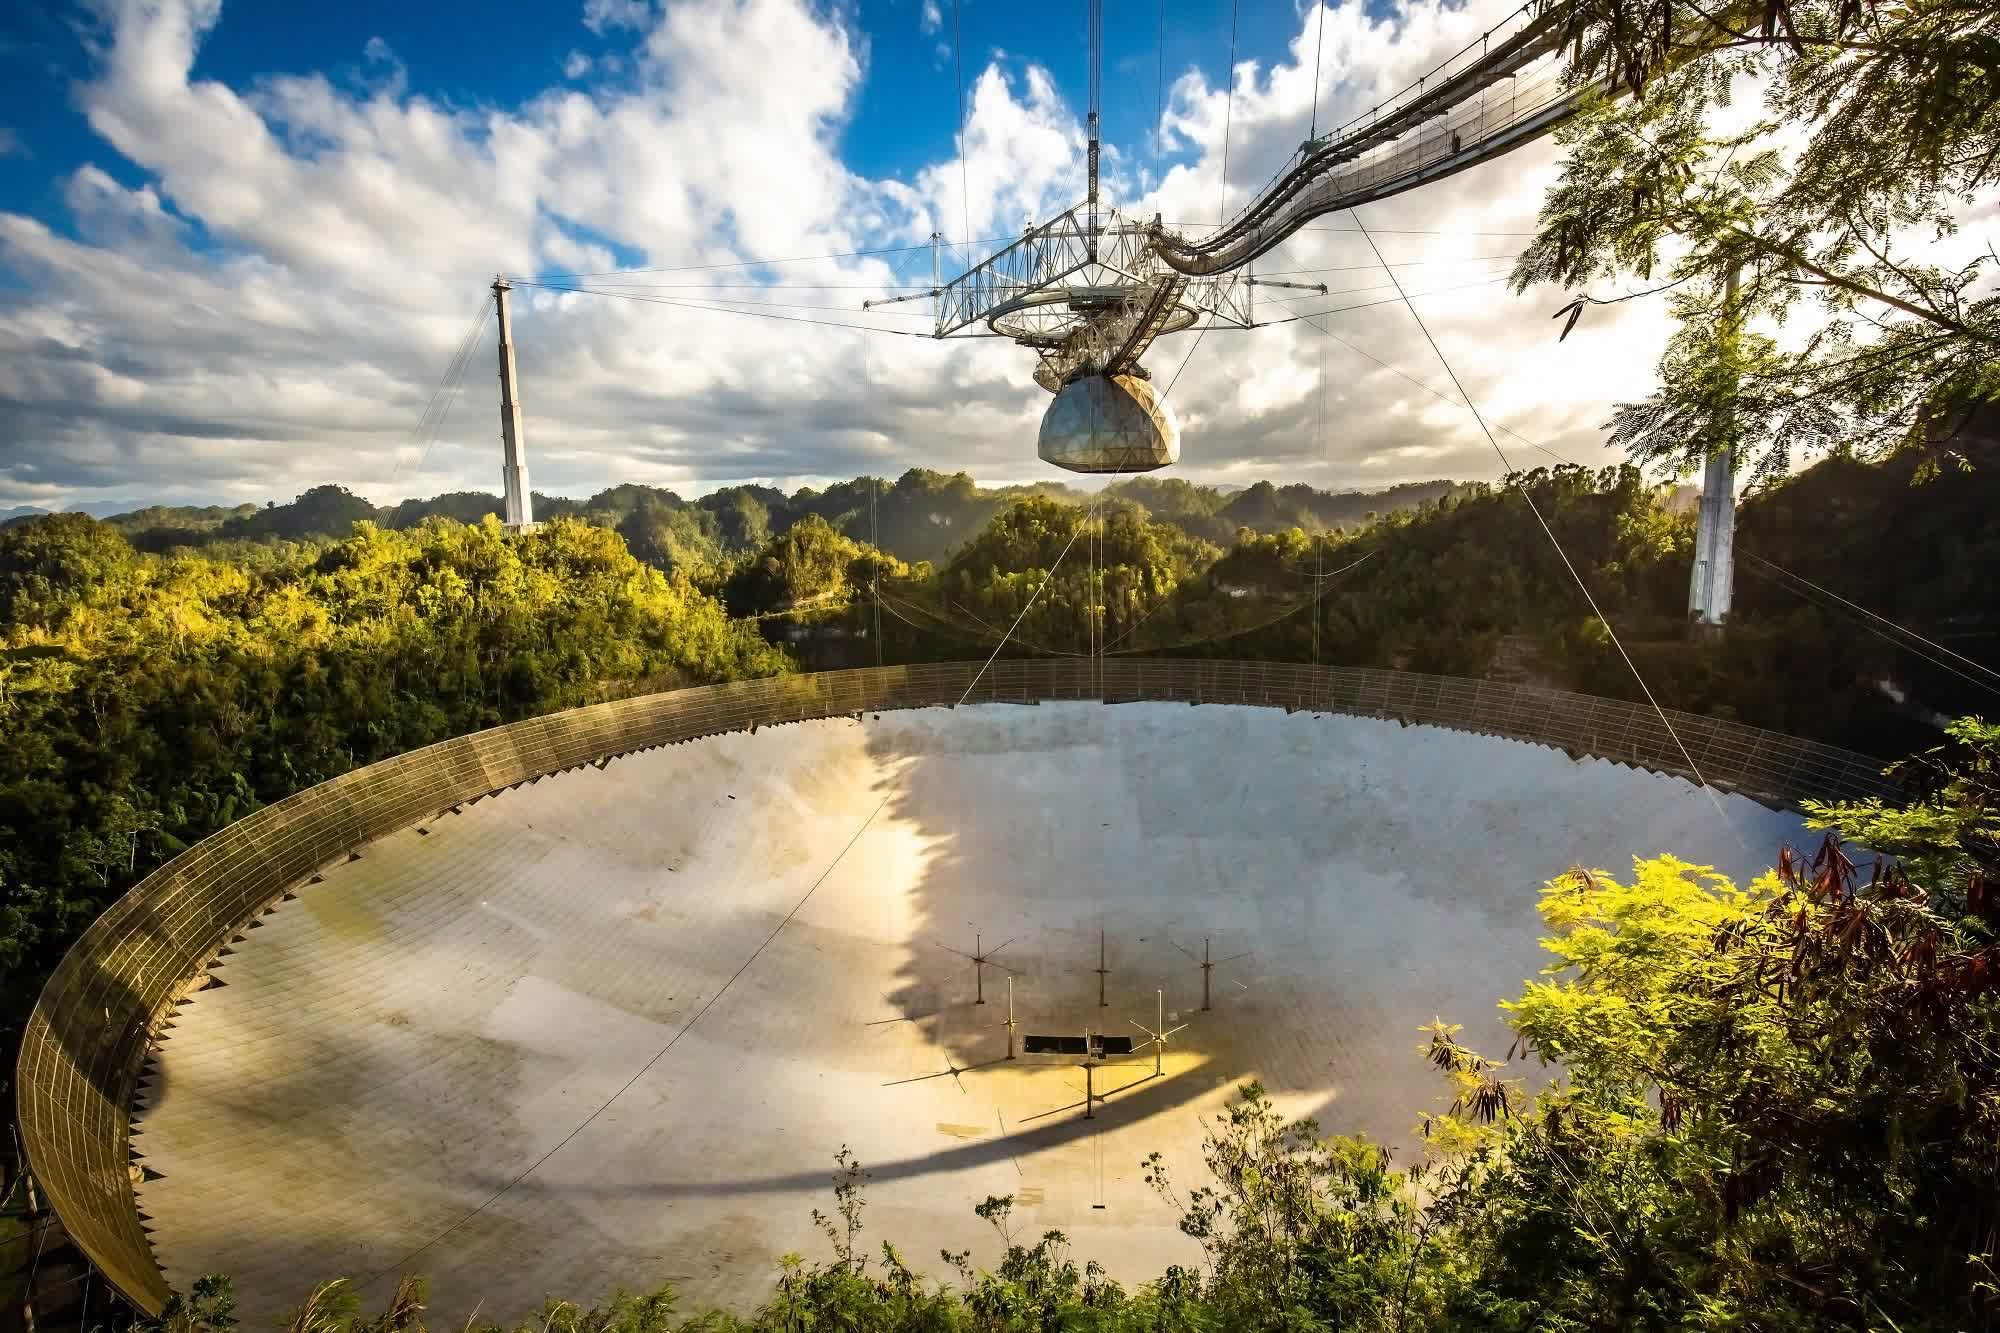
[926,0,1587,392]
[16,659,1893,1315]
[935,207,1251,390]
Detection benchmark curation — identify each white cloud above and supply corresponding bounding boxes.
[563,50,592,79]
[0,0,1683,513]
[583,0,651,36]
[920,0,942,35]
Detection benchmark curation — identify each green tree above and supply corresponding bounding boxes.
[1518,0,2000,478]
[1429,724,2000,1326]
[0,514,788,1039]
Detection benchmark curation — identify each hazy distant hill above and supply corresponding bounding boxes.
[80,471,1464,570]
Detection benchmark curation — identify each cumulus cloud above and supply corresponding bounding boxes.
[0,0,1670,512]
[583,0,651,36]
[920,0,942,36]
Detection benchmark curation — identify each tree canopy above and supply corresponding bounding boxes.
[1519,0,2000,478]
[0,515,784,1022]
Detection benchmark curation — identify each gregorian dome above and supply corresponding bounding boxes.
[1036,372,1181,473]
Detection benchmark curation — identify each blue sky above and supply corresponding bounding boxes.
[0,0,1665,510]
[1,1,1329,244]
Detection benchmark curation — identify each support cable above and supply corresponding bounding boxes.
[877,586,1083,657]
[1167,222,1539,236]
[1309,1,1328,142]
[954,509,1105,700]
[1161,313,1219,400]
[1740,555,2000,698]
[953,0,974,273]
[392,293,492,489]
[1301,318,2000,703]
[1257,252,1526,276]
[1104,550,1375,654]
[376,779,896,1282]
[1314,335,1326,665]
[508,281,939,337]
[534,287,935,316]
[1219,0,1239,227]
[540,237,1016,280]
[1256,275,1515,323]
[1154,0,1166,187]
[576,282,939,292]
[1742,552,2000,688]
[1349,207,1737,834]
[1293,314,1572,467]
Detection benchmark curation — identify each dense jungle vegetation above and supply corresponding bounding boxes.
[139,718,2000,1330]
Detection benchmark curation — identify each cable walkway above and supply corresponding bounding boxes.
[1155,2,1577,276]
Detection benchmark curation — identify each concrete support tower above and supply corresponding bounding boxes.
[1688,446,1734,632]
[492,277,534,531]
[1688,264,1741,634]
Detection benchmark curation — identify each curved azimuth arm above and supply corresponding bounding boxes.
[1151,0,1762,278]
[1153,1,1578,277]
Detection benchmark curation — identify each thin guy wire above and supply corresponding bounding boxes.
[1348,206,1740,840]
[539,237,1014,280]
[1155,0,1166,187]
[1310,1,1328,141]
[1295,315,1573,466]
[508,281,935,337]
[392,293,492,489]
[878,586,1083,657]
[1112,551,1375,655]
[408,298,493,484]
[1103,550,1374,654]
[1166,222,1538,236]
[1740,559,2000,698]
[1162,313,1219,400]
[1219,0,1238,226]
[1297,316,1999,699]
[1314,335,1325,665]
[525,286,935,317]
[954,0,973,271]
[1258,276,1516,325]
[1259,251,1525,274]
[1739,552,2000,686]
[954,497,1113,702]
[570,282,942,291]
[375,786,896,1280]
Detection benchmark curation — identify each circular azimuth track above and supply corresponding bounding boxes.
[984,287,1200,351]
[18,662,1893,1318]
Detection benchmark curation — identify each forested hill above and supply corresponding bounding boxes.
[750,449,1998,760]
[49,471,1464,569]
[0,518,786,1041]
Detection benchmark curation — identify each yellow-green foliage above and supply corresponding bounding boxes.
[0,513,787,1015]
